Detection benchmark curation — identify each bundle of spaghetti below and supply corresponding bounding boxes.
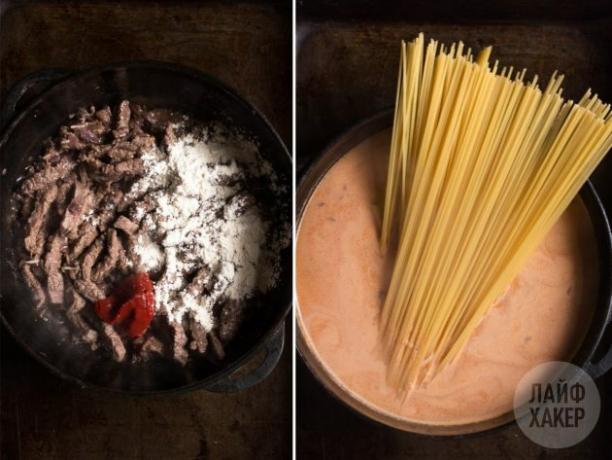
[380,33,612,393]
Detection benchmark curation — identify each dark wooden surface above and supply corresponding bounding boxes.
[296,9,612,210]
[298,359,611,460]
[0,1,291,459]
[297,1,612,458]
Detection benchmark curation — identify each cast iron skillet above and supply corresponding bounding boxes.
[0,62,292,393]
[296,110,612,435]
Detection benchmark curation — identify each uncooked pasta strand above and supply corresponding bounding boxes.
[380,34,612,393]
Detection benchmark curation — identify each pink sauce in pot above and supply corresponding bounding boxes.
[296,128,598,426]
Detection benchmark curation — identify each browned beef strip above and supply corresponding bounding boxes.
[43,234,65,304]
[94,189,124,232]
[93,229,123,282]
[78,145,111,163]
[123,194,156,220]
[106,144,137,163]
[86,158,144,182]
[19,194,35,221]
[66,285,98,350]
[81,237,104,280]
[219,299,243,343]
[129,103,146,131]
[101,324,126,362]
[208,331,225,360]
[113,101,131,140]
[95,106,112,125]
[60,178,94,237]
[144,109,173,132]
[110,217,137,273]
[20,156,73,196]
[59,126,86,150]
[70,120,108,144]
[163,124,176,150]
[104,159,144,179]
[185,267,210,296]
[41,145,62,165]
[62,263,80,281]
[24,184,59,257]
[74,106,95,123]
[124,232,139,269]
[170,322,189,364]
[113,215,139,236]
[74,279,104,302]
[141,336,164,356]
[187,316,208,353]
[70,223,98,260]
[131,133,156,151]
[55,176,76,217]
[20,262,45,309]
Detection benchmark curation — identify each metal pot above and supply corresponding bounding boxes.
[296,110,612,435]
[0,62,292,394]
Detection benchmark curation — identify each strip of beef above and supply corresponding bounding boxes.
[85,157,144,182]
[122,193,156,218]
[62,263,80,281]
[19,194,35,221]
[170,322,189,364]
[55,175,76,217]
[113,215,139,236]
[208,331,226,360]
[106,143,138,163]
[95,106,112,126]
[20,262,45,309]
[103,159,144,179]
[101,324,126,362]
[129,103,146,131]
[60,178,94,237]
[20,156,73,196]
[187,316,208,353]
[94,188,125,232]
[70,223,98,260]
[219,299,243,343]
[131,133,156,151]
[163,124,176,150]
[43,234,65,305]
[66,285,98,350]
[74,106,95,123]
[74,279,104,302]
[93,230,123,282]
[185,267,212,295]
[141,336,164,356]
[144,109,174,132]
[24,184,59,258]
[113,101,131,140]
[81,237,104,280]
[69,120,108,144]
[78,145,111,163]
[59,126,87,151]
[41,144,62,164]
[112,216,137,272]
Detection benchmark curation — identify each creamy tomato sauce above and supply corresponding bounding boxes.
[297,129,598,426]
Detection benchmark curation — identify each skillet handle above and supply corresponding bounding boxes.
[203,325,285,393]
[583,314,612,380]
[1,68,71,131]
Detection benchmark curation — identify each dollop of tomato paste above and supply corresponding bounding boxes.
[95,272,155,338]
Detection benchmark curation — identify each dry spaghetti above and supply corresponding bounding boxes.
[380,33,612,392]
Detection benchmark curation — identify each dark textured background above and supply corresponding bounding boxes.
[297,0,612,458]
[0,1,291,459]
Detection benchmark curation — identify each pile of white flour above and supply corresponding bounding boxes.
[126,124,288,332]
